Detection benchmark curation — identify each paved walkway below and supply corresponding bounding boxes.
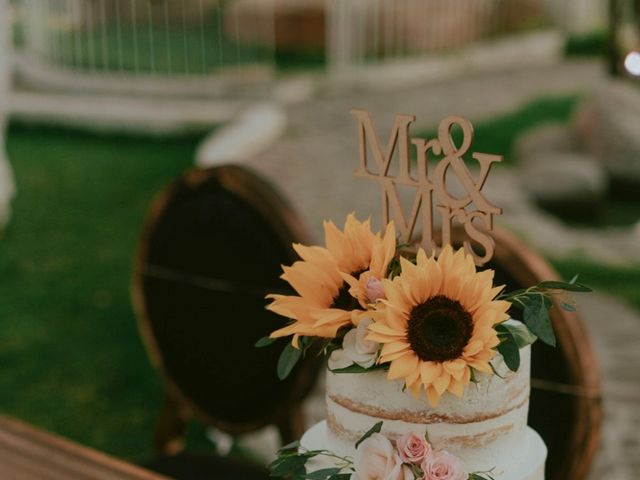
[239,61,640,479]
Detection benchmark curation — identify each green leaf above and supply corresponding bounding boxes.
[496,329,520,372]
[277,343,303,380]
[278,440,300,452]
[300,450,325,458]
[305,468,342,479]
[355,421,383,449]
[522,296,556,347]
[499,288,526,300]
[538,280,591,292]
[270,455,308,477]
[329,363,387,374]
[256,336,276,348]
[488,361,506,378]
[496,322,537,349]
[469,473,496,480]
[328,475,352,480]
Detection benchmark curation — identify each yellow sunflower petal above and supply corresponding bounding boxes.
[468,360,493,373]
[380,350,414,363]
[388,354,419,380]
[425,386,442,406]
[448,379,465,397]
[432,371,451,395]
[381,341,411,356]
[420,362,442,385]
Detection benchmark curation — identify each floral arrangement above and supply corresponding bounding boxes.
[269,421,495,480]
[258,213,590,406]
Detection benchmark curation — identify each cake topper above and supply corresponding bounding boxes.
[351,109,502,266]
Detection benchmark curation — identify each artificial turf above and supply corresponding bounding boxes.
[551,257,640,311]
[0,123,203,462]
[415,94,581,165]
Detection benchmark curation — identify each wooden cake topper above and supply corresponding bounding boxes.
[351,109,502,266]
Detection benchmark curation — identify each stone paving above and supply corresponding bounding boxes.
[239,61,640,479]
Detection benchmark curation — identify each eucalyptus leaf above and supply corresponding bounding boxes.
[300,450,325,458]
[329,363,387,374]
[277,343,303,380]
[255,336,276,348]
[522,296,556,347]
[469,473,496,480]
[305,468,342,479]
[496,329,520,372]
[489,361,506,378]
[496,322,537,349]
[278,440,300,452]
[270,455,308,477]
[292,468,309,480]
[538,280,591,292]
[355,421,383,449]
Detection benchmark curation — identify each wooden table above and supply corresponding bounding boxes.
[0,416,170,480]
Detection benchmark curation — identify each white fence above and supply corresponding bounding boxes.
[16,0,276,96]
[325,0,551,72]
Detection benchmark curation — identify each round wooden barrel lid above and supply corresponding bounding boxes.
[132,165,321,434]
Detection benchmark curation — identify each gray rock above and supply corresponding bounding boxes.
[573,81,640,194]
[523,152,607,218]
[514,123,580,162]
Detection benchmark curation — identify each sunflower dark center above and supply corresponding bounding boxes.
[407,295,473,362]
[331,269,365,311]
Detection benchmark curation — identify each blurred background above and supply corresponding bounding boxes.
[0,0,639,479]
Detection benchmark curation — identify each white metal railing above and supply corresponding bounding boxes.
[15,0,276,95]
[325,0,607,73]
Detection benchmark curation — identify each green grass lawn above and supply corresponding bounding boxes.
[551,257,640,311]
[0,123,205,462]
[415,94,580,165]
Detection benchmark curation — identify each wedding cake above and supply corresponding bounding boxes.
[302,339,546,480]
[260,112,588,480]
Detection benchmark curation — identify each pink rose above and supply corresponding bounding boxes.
[421,451,467,480]
[352,433,413,480]
[365,277,386,302]
[396,432,431,465]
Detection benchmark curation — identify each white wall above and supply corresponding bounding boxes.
[0,0,16,228]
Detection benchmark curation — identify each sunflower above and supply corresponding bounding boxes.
[267,214,396,347]
[367,245,510,405]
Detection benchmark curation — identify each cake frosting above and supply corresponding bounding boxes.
[300,344,546,480]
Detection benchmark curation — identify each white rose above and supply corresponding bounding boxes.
[347,318,379,368]
[328,346,353,370]
[328,319,379,370]
[351,433,413,480]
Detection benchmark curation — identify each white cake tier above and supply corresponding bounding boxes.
[301,420,546,480]
[326,346,534,474]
